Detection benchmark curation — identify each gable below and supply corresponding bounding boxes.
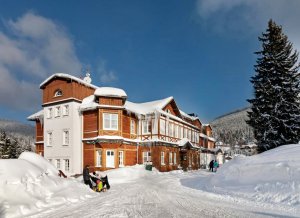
[42,78,95,104]
[162,99,182,118]
[192,119,202,129]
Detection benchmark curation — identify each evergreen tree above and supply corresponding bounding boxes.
[247,20,300,152]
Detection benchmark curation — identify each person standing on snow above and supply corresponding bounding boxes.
[209,160,214,172]
[213,160,219,172]
[83,165,93,189]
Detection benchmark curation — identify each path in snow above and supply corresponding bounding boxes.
[31,170,299,218]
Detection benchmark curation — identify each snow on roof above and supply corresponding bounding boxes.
[40,73,98,89]
[178,138,199,149]
[80,95,99,111]
[94,87,127,98]
[27,110,44,121]
[124,96,173,115]
[179,110,198,121]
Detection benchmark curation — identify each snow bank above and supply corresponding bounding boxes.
[95,165,153,185]
[0,152,96,218]
[203,144,300,207]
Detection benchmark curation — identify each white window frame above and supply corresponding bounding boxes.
[143,151,151,164]
[174,125,178,138]
[142,120,151,134]
[103,113,118,130]
[160,119,165,135]
[54,89,63,97]
[96,149,102,167]
[55,106,61,117]
[64,159,70,171]
[130,119,136,134]
[119,151,124,167]
[63,130,69,145]
[180,126,183,139]
[47,108,52,119]
[161,152,165,165]
[47,132,53,147]
[56,159,61,169]
[169,152,173,165]
[63,105,69,116]
[174,152,177,165]
[169,123,173,137]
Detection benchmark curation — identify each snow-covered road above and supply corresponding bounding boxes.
[31,169,298,218]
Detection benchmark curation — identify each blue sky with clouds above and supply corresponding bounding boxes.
[0,0,300,124]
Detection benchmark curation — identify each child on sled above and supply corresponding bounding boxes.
[91,172,110,191]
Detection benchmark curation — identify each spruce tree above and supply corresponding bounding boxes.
[247,20,300,152]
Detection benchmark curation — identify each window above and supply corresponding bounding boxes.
[169,123,173,137]
[55,106,61,117]
[188,129,191,140]
[174,125,178,138]
[160,119,165,135]
[103,113,118,130]
[130,119,136,134]
[166,109,171,114]
[184,128,187,138]
[47,108,52,119]
[161,152,165,165]
[119,151,124,166]
[178,126,182,138]
[63,105,69,116]
[96,150,102,167]
[64,159,70,171]
[189,154,191,167]
[169,152,173,165]
[54,89,62,97]
[47,132,53,146]
[63,130,69,145]
[174,153,177,165]
[142,120,151,134]
[143,151,151,163]
[56,159,61,169]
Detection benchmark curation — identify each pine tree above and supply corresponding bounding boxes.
[247,20,300,152]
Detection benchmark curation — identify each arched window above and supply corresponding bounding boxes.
[54,89,63,97]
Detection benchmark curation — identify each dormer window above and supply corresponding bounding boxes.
[54,89,63,97]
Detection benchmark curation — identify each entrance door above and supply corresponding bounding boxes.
[106,150,115,168]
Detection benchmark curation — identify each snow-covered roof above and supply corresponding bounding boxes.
[80,95,99,111]
[180,110,198,121]
[40,73,98,89]
[27,110,44,121]
[178,138,199,149]
[124,96,173,115]
[94,87,127,98]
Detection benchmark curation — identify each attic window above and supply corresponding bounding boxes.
[166,109,171,114]
[54,89,63,97]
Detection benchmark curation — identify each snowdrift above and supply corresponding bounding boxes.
[0,152,96,218]
[205,144,300,206]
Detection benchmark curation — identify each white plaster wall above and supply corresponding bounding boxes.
[43,101,82,174]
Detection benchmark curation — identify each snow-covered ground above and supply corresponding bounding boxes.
[1,145,300,218]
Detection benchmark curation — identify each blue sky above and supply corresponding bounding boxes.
[0,0,300,124]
